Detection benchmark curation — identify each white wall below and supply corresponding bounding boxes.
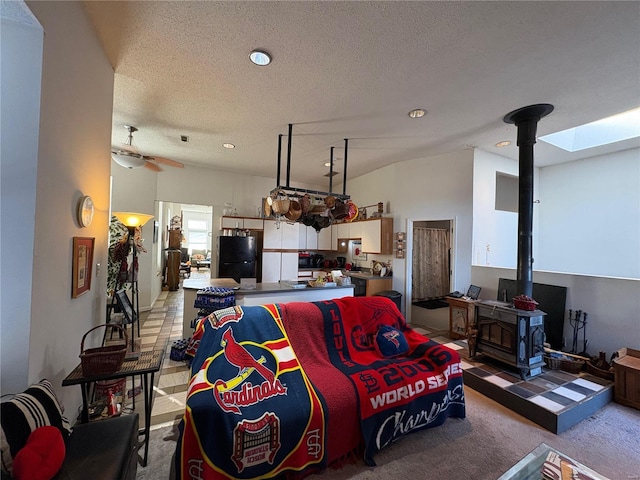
[472,266,640,354]
[9,2,114,415]
[110,164,160,309]
[472,150,528,268]
[537,149,640,278]
[346,149,475,316]
[0,8,43,394]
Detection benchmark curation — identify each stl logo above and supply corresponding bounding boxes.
[382,330,400,348]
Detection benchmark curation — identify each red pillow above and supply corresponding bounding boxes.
[12,426,65,480]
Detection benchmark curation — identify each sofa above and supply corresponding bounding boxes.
[175,296,466,479]
[1,380,139,480]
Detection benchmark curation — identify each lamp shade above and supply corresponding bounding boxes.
[112,152,146,169]
[113,212,154,228]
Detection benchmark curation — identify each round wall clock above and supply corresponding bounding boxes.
[78,195,94,227]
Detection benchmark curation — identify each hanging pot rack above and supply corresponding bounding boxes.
[269,123,351,202]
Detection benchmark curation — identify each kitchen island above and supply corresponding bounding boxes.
[181,278,354,337]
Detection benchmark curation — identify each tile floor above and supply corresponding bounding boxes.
[120,271,207,429]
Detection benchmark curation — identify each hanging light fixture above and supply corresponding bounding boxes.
[112,125,146,169]
[111,152,146,169]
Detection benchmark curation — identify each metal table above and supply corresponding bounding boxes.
[62,349,165,466]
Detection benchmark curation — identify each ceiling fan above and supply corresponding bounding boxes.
[111,125,184,172]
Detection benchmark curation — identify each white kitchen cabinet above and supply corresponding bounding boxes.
[306,227,318,250]
[220,216,264,230]
[264,220,299,249]
[317,226,332,250]
[331,224,338,250]
[336,223,350,239]
[262,251,299,282]
[262,252,282,283]
[221,216,242,229]
[263,220,281,249]
[360,218,393,254]
[298,224,318,250]
[243,218,264,230]
[298,223,307,250]
[281,252,299,280]
[349,221,363,239]
[280,221,300,250]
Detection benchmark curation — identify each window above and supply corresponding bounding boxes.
[540,107,640,152]
[186,220,208,252]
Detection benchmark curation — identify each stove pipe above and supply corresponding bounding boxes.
[503,104,554,298]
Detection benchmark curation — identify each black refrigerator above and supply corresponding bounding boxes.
[218,236,257,283]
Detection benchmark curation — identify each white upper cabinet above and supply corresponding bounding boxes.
[220,216,263,230]
[280,221,299,249]
[360,218,393,254]
[317,226,333,251]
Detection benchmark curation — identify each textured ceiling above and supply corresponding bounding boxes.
[83,1,640,184]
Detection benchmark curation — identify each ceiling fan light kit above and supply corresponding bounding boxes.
[111,125,184,172]
[111,152,146,169]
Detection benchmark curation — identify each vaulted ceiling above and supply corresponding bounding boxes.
[84,1,640,184]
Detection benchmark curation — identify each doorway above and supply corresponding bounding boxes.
[407,219,454,330]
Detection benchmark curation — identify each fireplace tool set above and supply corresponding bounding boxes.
[569,309,588,357]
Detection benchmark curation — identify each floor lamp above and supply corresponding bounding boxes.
[113,211,153,354]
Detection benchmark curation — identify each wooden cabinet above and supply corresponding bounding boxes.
[360,218,393,254]
[365,277,392,296]
[446,297,477,339]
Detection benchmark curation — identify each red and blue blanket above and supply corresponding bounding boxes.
[176,305,327,479]
[315,297,465,465]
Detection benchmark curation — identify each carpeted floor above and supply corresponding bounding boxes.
[137,386,640,479]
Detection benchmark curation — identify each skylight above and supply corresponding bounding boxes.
[540,107,640,152]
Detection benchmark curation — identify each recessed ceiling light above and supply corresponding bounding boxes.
[496,141,511,147]
[324,162,333,167]
[408,108,426,119]
[249,50,271,66]
[223,143,235,149]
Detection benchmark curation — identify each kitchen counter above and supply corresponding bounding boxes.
[347,271,391,280]
[181,278,354,337]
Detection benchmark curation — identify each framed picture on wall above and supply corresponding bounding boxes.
[72,237,94,298]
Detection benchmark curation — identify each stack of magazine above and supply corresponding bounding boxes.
[541,450,609,480]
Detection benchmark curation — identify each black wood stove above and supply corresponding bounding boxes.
[475,301,546,378]
[473,104,553,379]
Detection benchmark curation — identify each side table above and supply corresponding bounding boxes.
[446,296,477,339]
[62,349,165,466]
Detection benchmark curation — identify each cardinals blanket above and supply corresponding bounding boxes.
[176,305,328,480]
[314,297,465,465]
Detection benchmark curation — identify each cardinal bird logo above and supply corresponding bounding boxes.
[221,327,276,385]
